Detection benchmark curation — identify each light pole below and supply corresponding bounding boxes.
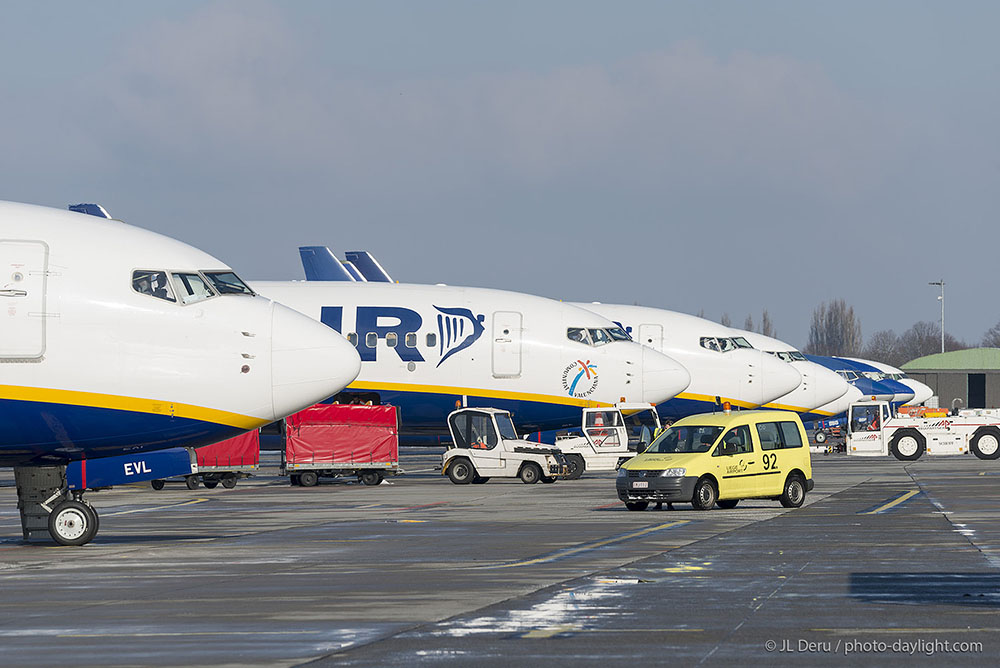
[929,280,945,353]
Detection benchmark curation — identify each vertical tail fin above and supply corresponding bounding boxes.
[298,246,356,281]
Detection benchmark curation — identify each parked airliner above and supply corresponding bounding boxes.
[248,281,691,440]
[0,201,360,544]
[843,358,930,406]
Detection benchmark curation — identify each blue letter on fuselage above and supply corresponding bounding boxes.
[355,306,425,362]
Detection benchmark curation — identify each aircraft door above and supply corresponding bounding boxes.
[637,323,663,350]
[0,240,48,360]
[492,311,522,378]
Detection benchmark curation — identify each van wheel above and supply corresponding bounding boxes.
[691,478,717,510]
[519,463,542,484]
[889,430,925,461]
[447,458,474,485]
[625,501,649,511]
[565,454,586,480]
[299,471,319,487]
[971,427,1000,460]
[780,474,806,508]
[717,499,739,509]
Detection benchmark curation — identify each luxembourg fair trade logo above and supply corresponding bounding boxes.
[562,360,599,398]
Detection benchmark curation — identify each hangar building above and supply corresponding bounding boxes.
[903,348,1000,410]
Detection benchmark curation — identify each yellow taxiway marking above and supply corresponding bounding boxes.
[478,520,690,569]
[862,490,918,515]
[102,498,210,517]
[523,625,580,638]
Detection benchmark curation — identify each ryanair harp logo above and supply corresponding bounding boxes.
[435,306,486,367]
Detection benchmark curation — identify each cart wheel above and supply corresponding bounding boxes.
[48,500,99,546]
[813,430,827,444]
[299,471,319,487]
[150,479,165,491]
[221,474,238,489]
[446,458,474,485]
[203,479,219,489]
[565,454,586,480]
[359,471,383,486]
[185,476,199,490]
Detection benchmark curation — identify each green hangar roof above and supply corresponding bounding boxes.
[902,348,1000,371]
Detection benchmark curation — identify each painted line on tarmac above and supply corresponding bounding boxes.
[524,627,704,638]
[859,490,919,515]
[101,497,210,517]
[471,520,690,569]
[400,501,450,511]
[57,630,320,638]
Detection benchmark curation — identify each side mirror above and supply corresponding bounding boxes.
[720,443,737,456]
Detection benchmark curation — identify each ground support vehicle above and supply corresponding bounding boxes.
[151,430,259,490]
[617,409,814,511]
[442,408,570,484]
[846,400,1000,461]
[282,404,399,487]
[555,404,660,478]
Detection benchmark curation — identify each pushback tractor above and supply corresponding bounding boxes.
[846,400,1000,461]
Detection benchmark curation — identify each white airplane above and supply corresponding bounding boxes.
[248,281,692,441]
[0,201,361,545]
[844,358,933,406]
[733,329,853,416]
[575,304,804,418]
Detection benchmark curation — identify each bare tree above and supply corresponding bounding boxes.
[983,320,1000,348]
[898,321,968,362]
[696,309,705,319]
[744,314,755,332]
[863,329,903,367]
[720,313,732,327]
[804,299,862,357]
[760,310,776,338]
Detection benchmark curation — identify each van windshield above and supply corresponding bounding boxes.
[645,425,724,454]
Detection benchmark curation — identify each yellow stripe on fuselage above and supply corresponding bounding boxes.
[0,385,267,430]
[347,380,613,408]
[762,401,835,416]
[673,391,757,410]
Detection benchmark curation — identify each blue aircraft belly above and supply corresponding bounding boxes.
[0,398,245,466]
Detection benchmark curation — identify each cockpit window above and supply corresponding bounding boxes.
[132,270,176,302]
[836,370,859,381]
[607,327,631,341]
[789,351,807,362]
[861,371,884,381]
[700,336,721,352]
[567,327,591,345]
[203,271,255,296]
[732,337,753,349]
[775,351,794,362]
[172,272,216,305]
[589,328,612,346]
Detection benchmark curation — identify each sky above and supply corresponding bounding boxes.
[1,1,997,349]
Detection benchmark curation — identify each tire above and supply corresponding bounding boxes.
[889,429,925,461]
[471,475,490,484]
[691,477,717,510]
[359,470,383,486]
[185,476,199,490]
[541,475,556,484]
[48,500,98,546]
[298,471,319,487]
[221,474,238,489]
[203,479,219,489]
[447,458,475,485]
[813,430,827,444]
[519,462,542,484]
[565,454,586,480]
[971,427,1000,460]
[779,474,806,508]
[150,479,165,491]
[290,474,301,486]
[625,501,649,511]
[717,499,739,509]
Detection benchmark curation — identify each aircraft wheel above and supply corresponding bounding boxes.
[625,501,649,511]
[185,475,199,490]
[359,470,383,486]
[779,474,806,508]
[203,479,219,489]
[221,474,238,489]
[299,471,319,487]
[519,462,542,484]
[447,458,474,485]
[691,477,717,510]
[889,430,925,461]
[717,499,740,509]
[971,427,1000,460]
[150,479,165,491]
[48,500,98,546]
[565,454,586,480]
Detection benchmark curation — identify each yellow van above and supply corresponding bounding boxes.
[616,410,813,511]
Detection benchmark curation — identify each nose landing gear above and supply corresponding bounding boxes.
[15,465,101,546]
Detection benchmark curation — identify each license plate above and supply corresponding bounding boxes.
[632,481,648,489]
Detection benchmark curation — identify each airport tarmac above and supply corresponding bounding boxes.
[0,451,997,667]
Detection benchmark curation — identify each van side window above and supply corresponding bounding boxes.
[715,424,752,455]
[756,422,782,451]
[778,422,803,448]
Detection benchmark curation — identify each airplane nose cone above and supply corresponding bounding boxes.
[816,385,864,418]
[270,302,361,419]
[758,353,802,404]
[903,379,934,406]
[641,346,691,404]
[805,362,852,408]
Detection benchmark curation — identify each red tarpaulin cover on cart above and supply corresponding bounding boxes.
[285,404,398,465]
[196,429,260,469]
